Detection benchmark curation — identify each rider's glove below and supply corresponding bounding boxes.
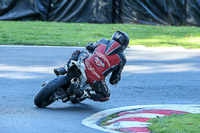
[109,74,121,85]
[86,43,93,53]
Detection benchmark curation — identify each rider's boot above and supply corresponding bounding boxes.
[70,90,90,104]
[76,90,90,99]
[54,67,67,76]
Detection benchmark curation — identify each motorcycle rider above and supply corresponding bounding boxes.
[54,31,129,102]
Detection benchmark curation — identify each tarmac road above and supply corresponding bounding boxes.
[0,45,200,133]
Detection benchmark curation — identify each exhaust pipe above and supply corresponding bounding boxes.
[71,77,80,86]
[67,77,80,98]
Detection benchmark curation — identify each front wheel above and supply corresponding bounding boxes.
[34,76,69,108]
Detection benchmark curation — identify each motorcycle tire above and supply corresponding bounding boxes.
[34,75,69,108]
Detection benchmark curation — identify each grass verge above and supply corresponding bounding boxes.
[99,113,118,127]
[0,21,200,48]
[148,113,200,133]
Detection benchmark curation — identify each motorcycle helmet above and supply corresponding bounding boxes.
[111,31,129,50]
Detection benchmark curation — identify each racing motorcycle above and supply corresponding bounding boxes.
[34,53,90,108]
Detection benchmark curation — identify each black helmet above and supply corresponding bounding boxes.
[111,31,129,50]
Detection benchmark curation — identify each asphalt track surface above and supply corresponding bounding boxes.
[0,45,200,133]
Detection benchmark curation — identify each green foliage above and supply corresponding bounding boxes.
[0,21,200,48]
[148,113,200,133]
[99,113,118,127]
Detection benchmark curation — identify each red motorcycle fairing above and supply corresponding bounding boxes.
[84,40,122,86]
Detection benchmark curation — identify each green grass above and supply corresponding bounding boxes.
[99,113,118,127]
[0,21,200,48]
[148,113,200,133]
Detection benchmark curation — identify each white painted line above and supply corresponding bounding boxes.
[0,45,85,49]
[1,45,200,52]
[107,113,166,123]
[128,45,200,52]
[82,105,200,133]
[103,121,151,129]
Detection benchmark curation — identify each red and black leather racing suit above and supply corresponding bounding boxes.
[84,38,127,101]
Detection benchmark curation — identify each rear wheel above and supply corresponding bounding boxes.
[34,76,69,108]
